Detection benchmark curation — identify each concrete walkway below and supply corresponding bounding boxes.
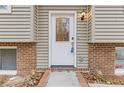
[46,71,81,87]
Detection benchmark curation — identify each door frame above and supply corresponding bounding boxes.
[48,11,77,67]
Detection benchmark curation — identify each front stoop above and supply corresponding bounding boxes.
[37,70,89,87]
[76,72,89,87]
[37,70,50,87]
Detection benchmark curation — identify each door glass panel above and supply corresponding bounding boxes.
[56,17,70,41]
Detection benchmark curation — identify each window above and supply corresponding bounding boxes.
[115,48,124,75]
[0,5,11,13]
[0,49,16,70]
[56,18,70,41]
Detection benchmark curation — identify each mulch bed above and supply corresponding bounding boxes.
[0,71,45,87]
[81,71,124,85]
[0,75,12,86]
[23,71,44,87]
[0,70,50,87]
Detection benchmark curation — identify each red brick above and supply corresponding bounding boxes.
[76,72,89,87]
[0,42,36,76]
[89,43,124,75]
[37,70,50,87]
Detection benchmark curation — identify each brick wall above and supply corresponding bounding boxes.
[0,42,36,76]
[88,43,124,75]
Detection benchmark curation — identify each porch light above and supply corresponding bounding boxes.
[80,11,86,20]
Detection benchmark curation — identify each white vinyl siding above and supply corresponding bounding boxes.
[36,6,89,68]
[0,5,35,42]
[88,5,92,42]
[32,6,37,41]
[91,5,124,42]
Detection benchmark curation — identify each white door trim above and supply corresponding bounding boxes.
[48,11,77,68]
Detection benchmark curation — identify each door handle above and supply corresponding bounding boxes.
[71,42,74,53]
[72,37,74,40]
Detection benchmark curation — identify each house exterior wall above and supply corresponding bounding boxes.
[33,6,38,41]
[90,5,124,43]
[89,43,124,75]
[88,6,124,75]
[36,6,89,68]
[0,42,36,76]
[2,5,124,75]
[88,5,92,42]
[0,5,36,42]
[89,43,115,75]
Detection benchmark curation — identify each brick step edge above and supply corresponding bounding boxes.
[37,70,50,87]
[76,72,89,87]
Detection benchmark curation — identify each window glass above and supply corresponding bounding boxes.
[0,5,8,10]
[56,18,70,41]
[0,5,11,13]
[115,48,124,69]
[0,49,16,70]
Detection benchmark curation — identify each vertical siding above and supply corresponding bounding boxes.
[37,6,88,68]
[33,6,37,41]
[88,5,92,42]
[94,5,124,42]
[0,5,34,42]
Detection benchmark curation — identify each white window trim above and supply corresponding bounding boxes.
[0,46,17,49]
[115,47,124,75]
[0,5,11,13]
[0,70,17,75]
[115,69,124,76]
[116,47,124,50]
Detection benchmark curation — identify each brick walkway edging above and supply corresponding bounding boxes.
[37,70,50,87]
[76,72,89,87]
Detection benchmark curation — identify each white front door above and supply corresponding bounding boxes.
[50,13,75,66]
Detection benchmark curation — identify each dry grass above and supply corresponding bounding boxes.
[82,71,124,85]
[0,76,11,86]
[1,71,44,87]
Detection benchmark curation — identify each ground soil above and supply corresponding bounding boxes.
[82,72,124,85]
[0,72,44,87]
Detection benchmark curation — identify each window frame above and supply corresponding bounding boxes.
[0,5,11,14]
[0,46,17,75]
[115,47,124,75]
